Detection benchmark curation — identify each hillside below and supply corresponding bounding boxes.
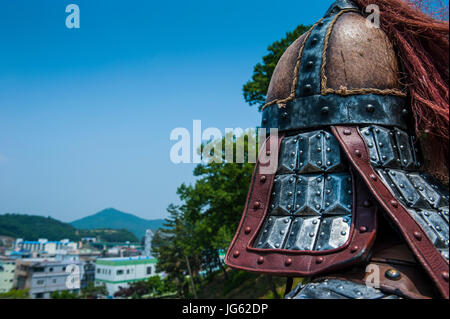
[0,214,138,242]
[0,214,77,241]
[71,208,165,239]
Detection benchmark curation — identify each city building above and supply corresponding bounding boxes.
[13,238,78,256]
[13,255,82,299]
[0,236,15,256]
[95,256,160,297]
[0,258,15,293]
[79,257,96,289]
[81,237,97,243]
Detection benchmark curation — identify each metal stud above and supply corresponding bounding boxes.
[366,104,375,113]
[285,258,292,266]
[385,269,401,281]
[413,231,422,241]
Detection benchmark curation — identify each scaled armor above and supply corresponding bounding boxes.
[225,0,449,299]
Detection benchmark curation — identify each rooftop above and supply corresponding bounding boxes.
[96,256,157,266]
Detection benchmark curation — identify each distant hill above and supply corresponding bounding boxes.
[0,214,77,241]
[0,213,138,243]
[70,208,165,239]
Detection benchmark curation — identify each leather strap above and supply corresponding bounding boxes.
[332,125,449,299]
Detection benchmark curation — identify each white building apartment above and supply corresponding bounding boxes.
[0,259,15,293]
[13,255,82,299]
[95,256,160,297]
[14,238,77,256]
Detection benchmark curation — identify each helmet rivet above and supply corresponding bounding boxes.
[385,269,401,280]
[307,60,314,68]
[366,104,375,113]
[321,106,329,114]
[413,231,422,241]
[401,109,408,116]
[304,84,312,93]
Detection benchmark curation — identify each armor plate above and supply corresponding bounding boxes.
[225,0,449,299]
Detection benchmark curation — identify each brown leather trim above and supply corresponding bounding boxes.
[331,125,449,299]
[225,134,377,276]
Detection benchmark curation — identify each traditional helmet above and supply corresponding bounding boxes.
[225,0,449,298]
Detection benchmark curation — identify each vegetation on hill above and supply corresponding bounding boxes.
[71,208,164,239]
[0,214,76,241]
[78,228,138,243]
[0,213,138,242]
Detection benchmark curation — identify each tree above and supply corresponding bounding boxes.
[242,25,311,111]
[0,289,29,299]
[113,276,176,299]
[152,131,258,297]
[50,290,80,299]
[80,282,107,299]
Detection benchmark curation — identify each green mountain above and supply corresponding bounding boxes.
[0,214,76,241]
[70,208,164,239]
[0,213,138,242]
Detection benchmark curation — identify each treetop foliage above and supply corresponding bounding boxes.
[242,24,311,111]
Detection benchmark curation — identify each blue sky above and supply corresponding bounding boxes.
[0,0,332,222]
